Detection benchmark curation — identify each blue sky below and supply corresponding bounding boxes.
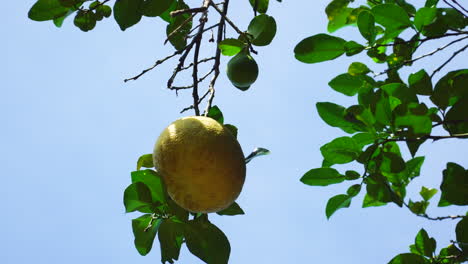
[3,1,467,263]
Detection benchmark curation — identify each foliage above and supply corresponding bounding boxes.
[295,0,468,263]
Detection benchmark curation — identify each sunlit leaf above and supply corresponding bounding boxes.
[247,14,277,46]
[124,182,153,213]
[326,194,351,219]
[301,168,345,186]
[219,39,246,56]
[320,136,361,164]
[132,214,162,256]
[294,34,346,63]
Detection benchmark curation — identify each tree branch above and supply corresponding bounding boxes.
[124,50,182,82]
[204,0,230,115]
[431,44,468,78]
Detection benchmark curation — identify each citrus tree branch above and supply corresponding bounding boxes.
[431,44,468,78]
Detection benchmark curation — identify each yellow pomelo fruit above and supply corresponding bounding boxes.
[153,116,246,213]
[226,51,259,90]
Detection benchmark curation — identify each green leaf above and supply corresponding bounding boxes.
[357,10,376,43]
[439,162,468,206]
[166,1,192,50]
[124,182,153,213]
[132,214,162,256]
[218,39,246,56]
[223,124,238,138]
[438,244,463,263]
[316,102,364,133]
[420,186,437,201]
[325,0,352,32]
[207,105,224,124]
[249,0,269,13]
[347,104,376,128]
[425,0,439,8]
[158,219,184,263]
[414,7,437,31]
[363,193,387,207]
[328,73,364,96]
[438,8,467,30]
[141,0,173,17]
[185,218,231,264]
[300,168,345,186]
[394,110,432,135]
[406,157,425,180]
[113,0,144,31]
[131,170,166,204]
[373,90,392,125]
[348,62,371,76]
[29,0,71,21]
[352,132,376,148]
[408,200,428,215]
[294,34,346,64]
[408,70,432,96]
[380,151,406,174]
[347,184,362,197]
[345,170,361,180]
[388,253,429,264]
[344,41,365,56]
[320,136,361,164]
[53,9,75,27]
[326,194,352,219]
[407,139,425,157]
[167,198,189,223]
[137,154,154,170]
[96,5,112,18]
[445,96,468,134]
[371,4,412,30]
[216,202,245,216]
[456,217,468,253]
[327,7,353,33]
[159,0,177,22]
[414,228,436,257]
[58,0,80,8]
[247,14,277,46]
[430,69,468,110]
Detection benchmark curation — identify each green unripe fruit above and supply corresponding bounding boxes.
[226,51,259,90]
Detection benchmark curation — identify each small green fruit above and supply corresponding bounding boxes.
[226,51,259,90]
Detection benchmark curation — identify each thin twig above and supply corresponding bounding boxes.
[187,23,220,38]
[451,0,468,13]
[170,6,208,17]
[209,1,245,36]
[371,32,467,48]
[407,36,468,65]
[180,57,215,71]
[443,0,467,17]
[373,36,468,77]
[124,50,182,82]
[383,133,468,143]
[431,44,468,78]
[164,13,196,45]
[414,213,466,221]
[167,40,197,89]
[191,0,211,116]
[170,68,215,90]
[204,0,229,115]
[180,89,211,114]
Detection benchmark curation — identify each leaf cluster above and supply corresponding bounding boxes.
[296,0,468,262]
